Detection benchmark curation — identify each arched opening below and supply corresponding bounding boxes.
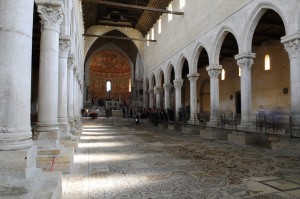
[151,75,156,108]
[251,9,289,120]
[218,32,239,115]
[196,47,210,121]
[181,59,189,119]
[169,65,176,111]
[158,70,165,109]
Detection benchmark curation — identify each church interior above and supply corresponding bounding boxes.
[0,0,300,198]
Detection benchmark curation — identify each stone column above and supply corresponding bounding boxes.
[0,0,34,151]
[188,73,199,124]
[155,86,163,109]
[163,83,173,109]
[235,53,255,128]
[206,65,222,126]
[282,34,300,137]
[58,37,71,138]
[173,79,183,118]
[35,2,63,148]
[148,89,154,109]
[73,70,78,128]
[143,91,149,108]
[68,56,76,133]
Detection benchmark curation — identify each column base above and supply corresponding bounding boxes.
[188,118,199,125]
[35,122,60,149]
[0,146,62,198]
[236,122,256,131]
[206,119,220,127]
[58,118,72,140]
[0,129,33,151]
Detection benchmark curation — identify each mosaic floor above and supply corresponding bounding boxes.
[62,118,300,199]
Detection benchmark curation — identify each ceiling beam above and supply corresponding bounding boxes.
[81,0,184,15]
[83,33,157,42]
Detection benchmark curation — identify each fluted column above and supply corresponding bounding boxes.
[206,65,222,126]
[188,73,199,124]
[0,0,34,150]
[173,79,183,118]
[58,37,71,138]
[35,1,63,148]
[148,89,154,109]
[235,53,255,128]
[163,83,173,109]
[282,34,300,137]
[155,86,163,109]
[68,56,76,133]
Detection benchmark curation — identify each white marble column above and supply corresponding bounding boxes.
[206,65,222,126]
[188,73,199,124]
[0,0,34,151]
[155,86,163,109]
[235,53,255,128]
[58,37,71,138]
[282,34,300,137]
[68,57,76,133]
[35,2,63,148]
[173,79,183,118]
[163,83,173,109]
[148,89,154,109]
[73,68,79,128]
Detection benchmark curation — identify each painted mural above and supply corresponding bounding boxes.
[89,50,131,103]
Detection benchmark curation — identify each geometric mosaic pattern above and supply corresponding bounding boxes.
[62,118,300,199]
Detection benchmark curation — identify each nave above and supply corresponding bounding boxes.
[62,118,300,198]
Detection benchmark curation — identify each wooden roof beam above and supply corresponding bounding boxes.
[83,33,157,42]
[81,0,184,15]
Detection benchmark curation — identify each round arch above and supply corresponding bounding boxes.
[212,27,240,65]
[176,54,189,79]
[243,3,288,53]
[166,63,175,84]
[156,69,165,87]
[191,43,210,73]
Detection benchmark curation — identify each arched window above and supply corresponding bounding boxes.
[180,0,185,9]
[265,55,270,70]
[221,69,225,80]
[106,80,111,92]
[239,67,241,77]
[129,79,131,92]
[158,18,162,34]
[146,33,150,46]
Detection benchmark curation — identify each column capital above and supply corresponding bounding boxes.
[187,73,199,83]
[68,57,75,69]
[281,33,300,59]
[36,2,63,32]
[173,79,183,89]
[235,53,255,71]
[59,37,71,59]
[206,65,222,79]
[154,86,163,93]
[148,89,154,95]
[163,83,173,91]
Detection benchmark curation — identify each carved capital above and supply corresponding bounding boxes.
[37,4,63,32]
[154,86,163,93]
[163,83,173,91]
[173,79,183,89]
[236,58,254,71]
[68,57,75,69]
[284,39,300,59]
[206,65,222,79]
[59,38,70,58]
[187,73,199,83]
[148,89,154,95]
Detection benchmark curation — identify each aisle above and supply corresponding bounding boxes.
[62,118,300,199]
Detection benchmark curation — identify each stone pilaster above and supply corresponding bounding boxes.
[148,89,154,109]
[282,33,300,137]
[206,65,222,127]
[173,79,184,118]
[163,83,173,109]
[155,86,163,109]
[188,73,199,124]
[235,53,255,129]
[68,56,76,133]
[58,37,71,138]
[35,1,64,149]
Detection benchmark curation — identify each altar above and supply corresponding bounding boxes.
[105,100,121,109]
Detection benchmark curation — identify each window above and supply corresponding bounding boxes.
[168,4,173,22]
[265,55,270,70]
[239,67,241,77]
[106,80,111,92]
[180,0,185,9]
[221,69,225,80]
[158,18,162,34]
[146,33,150,46]
[151,28,155,40]
[129,79,131,92]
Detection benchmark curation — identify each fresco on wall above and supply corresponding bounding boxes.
[89,50,131,102]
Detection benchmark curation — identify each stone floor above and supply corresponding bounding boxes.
[62,118,300,199]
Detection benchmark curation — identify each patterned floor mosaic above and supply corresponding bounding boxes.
[62,118,300,199]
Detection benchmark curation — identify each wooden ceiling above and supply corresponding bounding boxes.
[82,0,174,36]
